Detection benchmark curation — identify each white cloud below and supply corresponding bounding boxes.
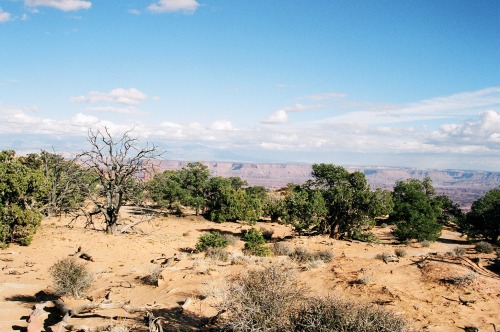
[0,8,11,23]
[87,106,147,115]
[306,92,346,101]
[262,103,324,124]
[71,88,147,105]
[211,120,234,131]
[24,0,92,12]
[147,0,199,13]
[128,9,141,15]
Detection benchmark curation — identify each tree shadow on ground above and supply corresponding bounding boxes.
[137,307,222,332]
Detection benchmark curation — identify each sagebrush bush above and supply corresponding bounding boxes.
[421,240,432,247]
[220,265,306,331]
[289,296,409,332]
[141,265,164,286]
[394,248,407,258]
[222,233,239,246]
[272,242,293,256]
[218,265,410,332]
[375,252,391,262]
[49,257,93,298]
[206,247,230,261]
[475,241,494,254]
[290,247,334,264]
[195,232,228,252]
[453,246,466,256]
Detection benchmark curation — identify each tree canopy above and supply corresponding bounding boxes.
[390,177,443,242]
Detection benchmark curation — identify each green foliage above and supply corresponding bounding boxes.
[49,257,93,298]
[0,151,45,247]
[390,178,442,242]
[20,151,89,216]
[282,185,326,234]
[351,229,379,243]
[433,194,464,226]
[263,192,285,222]
[177,162,210,216]
[242,227,271,256]
[461,188,500,243]
[311,164,382,239]
[205,176,262,223]
[147,170,187,214]
[195,231,229,252]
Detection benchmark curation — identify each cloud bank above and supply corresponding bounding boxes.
[147,0,200,13]
[1,87,500,171]
[24,0,92,12]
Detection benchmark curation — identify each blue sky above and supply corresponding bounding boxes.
[1,0,499,171]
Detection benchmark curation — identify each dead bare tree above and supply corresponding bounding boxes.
[78,127,162,235]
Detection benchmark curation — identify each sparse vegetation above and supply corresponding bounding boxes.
[49,257,93,298]
[272,241,293,256]
[141,265,164,286]
[206,247,230,261]
[421,240,432,247]
[475,241,494,253]
[220,265,306,331]
[289,296,409,332]
[395,248,407,258]
[375,252,391,262]
[242,227,271,256]
[219,265,409,332]
[195,231,229,253]
[260,227,274,240]
[445,272,476,286]
[453,246,466,256]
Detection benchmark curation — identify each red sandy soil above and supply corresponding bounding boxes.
[1,207,499,331]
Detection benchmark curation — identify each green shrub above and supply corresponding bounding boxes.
[475,241,494,253]
[244,243,272,256]
[49,257,93,298]
[242,227,271,256]
[242,227,266,245]
[195,232,228,253]
[352,229,379,243]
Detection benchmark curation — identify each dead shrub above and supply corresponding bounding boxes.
[141,266,164,286]
[49,257,93,298]
[222,233,240,246]
[272,241,293,256]
[453,246,466,256]
[394,248,407,258]
[206,247,230,262]
[475,241,494,254]
[220,265,306,331]
[289,296,409,332]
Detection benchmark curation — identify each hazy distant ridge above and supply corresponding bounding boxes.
[157,161,500,208]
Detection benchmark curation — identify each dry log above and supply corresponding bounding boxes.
[27,302,50,332]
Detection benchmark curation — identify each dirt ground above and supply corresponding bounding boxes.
[1,207,499,331]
